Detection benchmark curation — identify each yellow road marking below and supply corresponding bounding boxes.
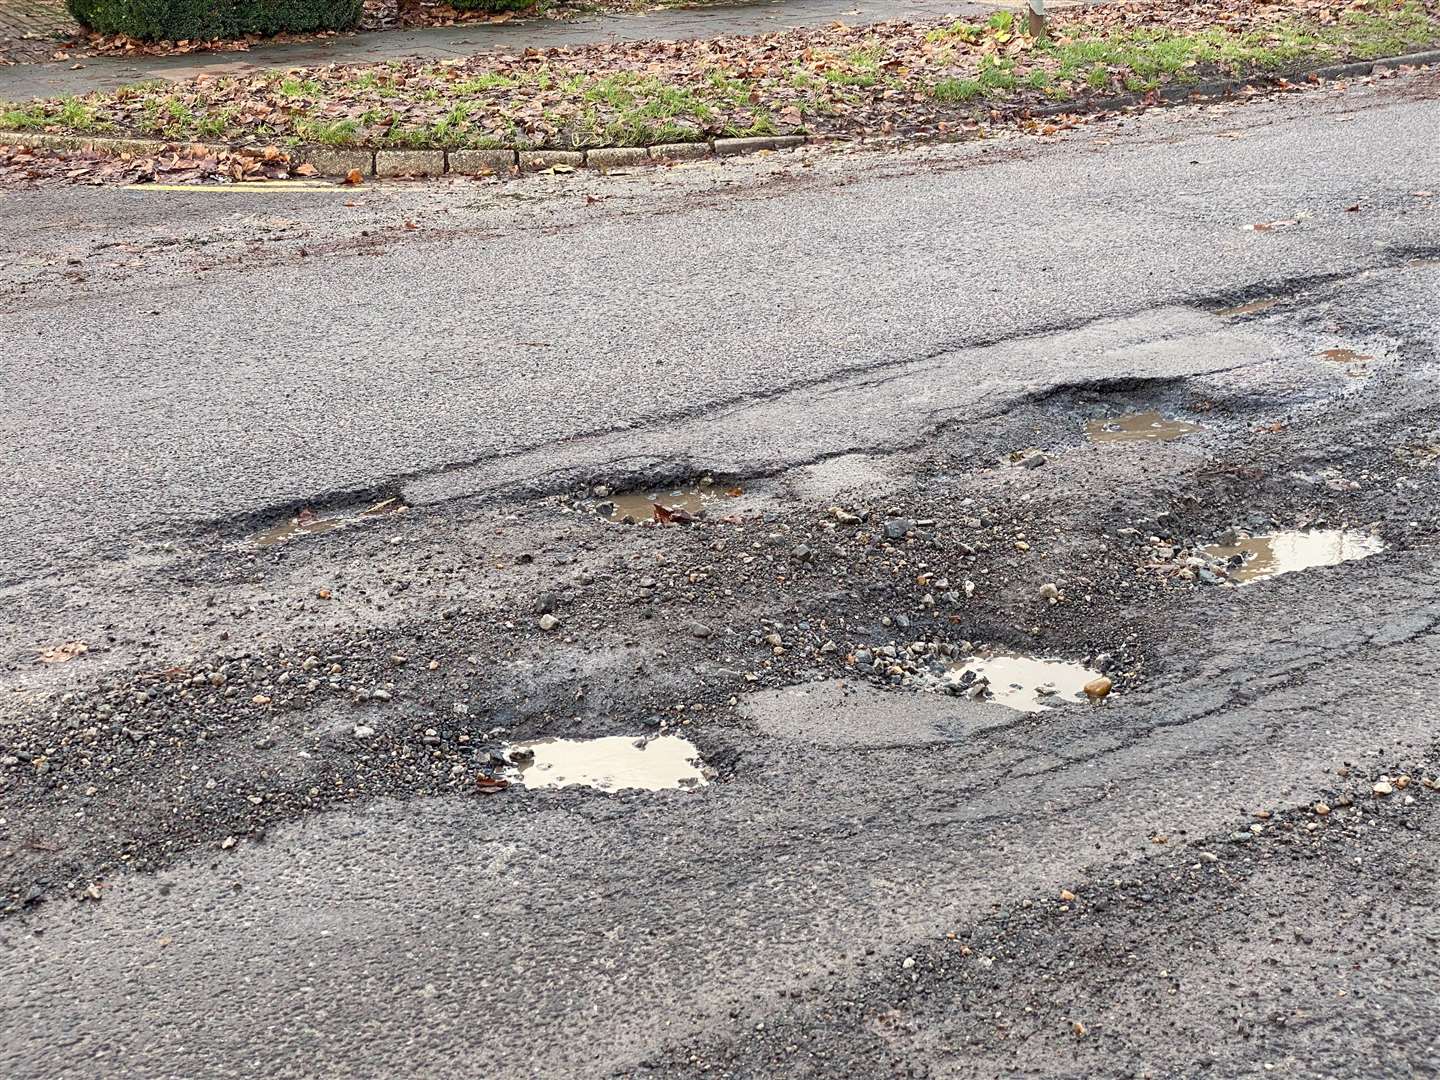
[126,181,344,193]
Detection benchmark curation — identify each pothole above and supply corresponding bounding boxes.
[1217,297,1281,317]
[594,482,742,525]
[256,498,405,547]
[1318,347,1374,364]
[503,735,708,792]
[1200,529,1385,585]
[1085,411,1204,443]
[942,653,1104,713]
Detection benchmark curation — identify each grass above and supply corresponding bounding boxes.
[2,0,1436,153]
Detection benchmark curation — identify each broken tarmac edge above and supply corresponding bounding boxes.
[0,47,1437,180]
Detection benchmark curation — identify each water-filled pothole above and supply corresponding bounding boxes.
[944,654,1099,713]
[597,483,742,524]
[504,735,707,792]
[1318,347,1374,364]
[1201,529,1384,585]
[256,498,404,547]
[1086,411,1204,443]
[1217,297,1281,317]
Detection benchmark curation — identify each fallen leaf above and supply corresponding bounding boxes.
[342,168,363,186]
[476,775,509,795]
[37,641,88,663]
[292,162,317,176]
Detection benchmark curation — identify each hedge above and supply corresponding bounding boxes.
[66,0,363,40]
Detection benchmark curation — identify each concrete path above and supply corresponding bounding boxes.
[0,0,1027,101]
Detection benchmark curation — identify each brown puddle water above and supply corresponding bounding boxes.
[256,498,403,547]
[1086,411,1204,443]
[505,735,707,792]
[601,483,747,524]
[947,654,1095,713]
[1318,348,1374,364]
[1202,529,1384,585]
[1217,298,1281,317]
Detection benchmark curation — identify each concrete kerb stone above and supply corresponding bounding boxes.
[295,145,376,177]
[586,146,650,170]
[518,149,585,171]
[375,148,445,177]
[649,141,712,161]
[448,148,517,175]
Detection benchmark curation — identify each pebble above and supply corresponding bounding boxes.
[1373,780,1394,797]
[1083,677,1112,702]
[353,725,376,739]
[1039,583,1060,601]
[539,614,560,631]
[1021,452,1047,470]
[884,519,912,540]
[688,621,713,639]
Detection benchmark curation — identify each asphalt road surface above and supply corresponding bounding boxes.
[1,68,1438,1079]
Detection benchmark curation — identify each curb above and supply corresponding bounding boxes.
[1024,46,1440,122]
[1,46,1437,180]
[0,129,809,179]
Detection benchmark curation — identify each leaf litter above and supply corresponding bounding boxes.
[4,0,1435,164]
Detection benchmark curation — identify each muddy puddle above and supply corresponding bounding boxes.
[598,483,742,524]
[945,654,1097,713]
[1202,529,1384,585]
[256,498,404,546]
[1318,347,1374,365]
[1217,297,1281,317]
[504,735,707,792]
[1086,411,1204,443]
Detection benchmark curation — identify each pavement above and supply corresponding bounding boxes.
[0,0,1026,100]
[2,65,1439,1080]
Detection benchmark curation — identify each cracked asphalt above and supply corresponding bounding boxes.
[2,67,1439,1079]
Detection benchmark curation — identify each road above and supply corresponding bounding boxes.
[1,68,1439,1079]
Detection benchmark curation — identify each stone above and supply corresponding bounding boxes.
[1021,452,1048,469]
[1313,802,1330,815]
[714,135,805,156]
[587,146,650,170]
[1084,676,1113,702]
[447,148,516,175]
[519,149,584,172]
[649,141,711,161]
[1039,583,1060,601]
[1373,780,1394,796]
[688,621,713,639]
[294,146,374,178]
[884,518,912,540]
[539,614,560,631]
[375,149,446,177]
[353,725,376,739]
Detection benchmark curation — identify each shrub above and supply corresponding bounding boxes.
[66,0,363,41]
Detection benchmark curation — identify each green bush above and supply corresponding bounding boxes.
[66,0,363,41]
